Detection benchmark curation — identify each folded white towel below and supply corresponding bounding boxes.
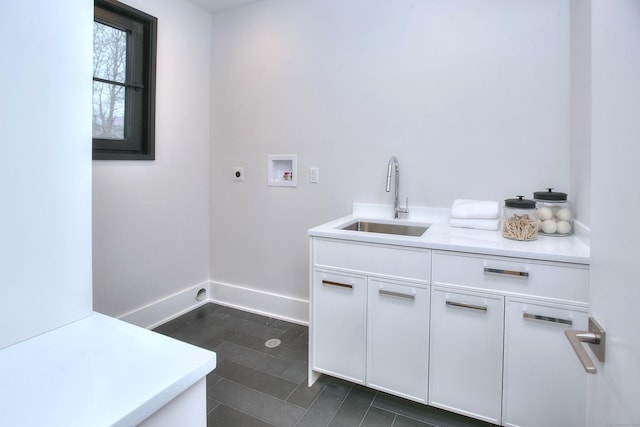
[450,218,500,231]
[451,199,500,219]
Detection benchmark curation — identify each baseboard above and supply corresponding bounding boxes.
[209,281,309,326]
[118,282,211,329]
[118,281,309,329]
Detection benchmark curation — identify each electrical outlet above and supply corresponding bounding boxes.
[233,167,244,181]
[310,167,319,183]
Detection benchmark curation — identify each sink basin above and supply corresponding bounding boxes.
[340,221,429,237]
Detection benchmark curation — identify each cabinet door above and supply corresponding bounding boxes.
[367,279,429,403]
[311,270,366,384]
[503,299,587,427]
[429,287,504,424]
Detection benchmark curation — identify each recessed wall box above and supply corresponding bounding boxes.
[268,154,297,187]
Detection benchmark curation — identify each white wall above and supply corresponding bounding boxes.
[209,0,572,311]
[0,0,93,349]
[570,0,592,228]
[92,0,212,318]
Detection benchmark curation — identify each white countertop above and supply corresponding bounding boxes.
[0,312,216,427]
[308,205,590,265]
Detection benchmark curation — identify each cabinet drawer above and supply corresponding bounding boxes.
[432,251,588,304]
[313,238,430,282]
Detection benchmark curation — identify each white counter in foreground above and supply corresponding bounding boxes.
[0,312,216,427]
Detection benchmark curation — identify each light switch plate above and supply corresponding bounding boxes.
[310,167,319,183]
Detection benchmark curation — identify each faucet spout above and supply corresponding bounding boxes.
[385,156,408,219]
[386,156,397,193]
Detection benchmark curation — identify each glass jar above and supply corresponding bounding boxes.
[502,196,538,241]
[533,188,573,236]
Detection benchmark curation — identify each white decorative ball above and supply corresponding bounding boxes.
[538,207,554,221]
[556,208,573,221]
[541,219,558,234]
[556,220,572,234]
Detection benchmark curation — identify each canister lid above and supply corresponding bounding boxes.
[534,188,568,201]
[505,195,536,208]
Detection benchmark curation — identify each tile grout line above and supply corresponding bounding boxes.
[324,385,352,427]
[293,378,330,427]
[282,378,302,402]
[357,392,377,427]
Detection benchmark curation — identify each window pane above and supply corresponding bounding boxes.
[93,22,126,83]
[92,81,125,139]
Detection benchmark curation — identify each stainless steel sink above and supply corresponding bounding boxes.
[340,221,429,237]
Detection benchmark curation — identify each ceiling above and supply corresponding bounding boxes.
[188,0,267,14]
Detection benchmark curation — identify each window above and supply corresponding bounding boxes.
[93,0,157,160]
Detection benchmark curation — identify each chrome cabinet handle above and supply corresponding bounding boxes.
[379,289,415,301]
[446,300,488,312]
[321,280,353,289]
[523,312,573,326]
[564,317,606,374]
[484,267,529,278]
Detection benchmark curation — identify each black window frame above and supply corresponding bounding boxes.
[93,0,157,160]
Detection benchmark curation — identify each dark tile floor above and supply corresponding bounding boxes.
[153,303,497,427]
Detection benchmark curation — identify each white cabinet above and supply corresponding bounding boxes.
[310,238,431,400]
[367,279,429,402]
[309,236,590,427]
[503,299,588,427]
[311,270,367,384]
[432,250,589,427]
[429,287,504,424]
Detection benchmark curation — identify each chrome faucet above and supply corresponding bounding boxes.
[385,156,409,219]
